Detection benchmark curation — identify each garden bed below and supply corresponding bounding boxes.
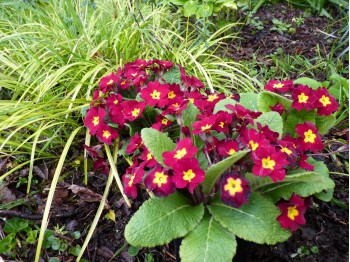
[0,2,348,262]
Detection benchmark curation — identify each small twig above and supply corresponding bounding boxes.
[0,209,81,221]
[316,28,339,39]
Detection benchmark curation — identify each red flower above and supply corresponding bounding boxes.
[152,60,174,71]
[144,165,175,197]
[140,81,169,107]
[162,138,198,167]
[172,158,205,193]
[152,115,173,130]
[122,165,144,198]
[96,124,118,144]
[120,100,145,121]
[264,80,293,93]
[93,158,110,176]
[225,104,262,125]
[257,123,279,142]
[218,140,239,156]
[270,102,285,115]
[299,154,314,171]
[167,84,183,102]
[220,173,250,208]
[180,67,204,89]
[277,194,308,231]
[192,115,217,134]
[84,107,106,135]
[214,111,233,133]
[126,133,143,154]
[99,72,120,93]
[291,85,317,111]
[315,87,339,116]
[139,147,157,168]
[252,146,289,182]
[240,128,270,152]
[295,122,323,153]
[106,93,123,110]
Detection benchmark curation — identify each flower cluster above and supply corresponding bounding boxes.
[265,80,339,116]
[84,60,339,232]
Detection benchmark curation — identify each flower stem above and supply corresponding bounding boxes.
[104,140,131,208]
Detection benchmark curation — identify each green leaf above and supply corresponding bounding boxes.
[4,217,29,233]
[294,77,322,90]
[68,245,82,256]
[0,233,16,253]
[183,0,199,17]
[202,150,249,195]
[162,65,182,84]
[254,111,283,137]
[248,158,334,202]
[26,230,38,244]
[213,97,237,113]
[195,2,213,18]
[169,0,187,5]
[315,114,336,134]
[284,109,316,136]
[239,92,259,111]
[208,193,290,244]
[180,214,236,262]
[125,192,204,247]
[182,102,200,130]
[141,128,176,167]
[257,91,292,112]
[128,245,141,256]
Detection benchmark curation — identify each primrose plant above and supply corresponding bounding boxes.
[84,59,339,261]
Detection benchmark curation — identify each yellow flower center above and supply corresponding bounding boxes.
[319,95,331,107]
[92,116,99,126]
[161,118,168,125]
[131,108,140,117]
[262,156,276,170]
[281,147,292,155]
[120,80,127,85]
[172,103,179,108]
[207,94,218,102]
[224,177,243,196]
[128,174,135,187]
[249,140,259,151]
[103,130,111,138]
[298,93,309,103]
[174,148,187,159]
[168,91,176,99]
[113,99,119,105]
[153,172,168,187]
[131,72,137,77]
[219,122,225,128]
[304,129,316,143]
[150,90,161,100]
[201,124,212,131]
[147,153,152,160]
[183,169,195,182]
[273,83,284,89]
[287,205,299,220]
[228,149,236,155]
[107,79,114,85]
[189,98,194,103]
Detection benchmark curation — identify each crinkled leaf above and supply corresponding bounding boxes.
[239,92,259,111]
[202,150,249,195]
[315,114,336,134]
[213,98,237,113]
[294,77,322,90]
[208,193,290,244]
[284,109,316,136]
[195,2,213,18]
[254,111,283,137]
[182,102,200,130]
[125,192,204,247]
[4,217,29,233]
[162,65,182,84]
[183,0,199,17]
[257,91,292,112]
[180,214,236,262]
[247,158,334,202]
[141,128,176,167]
[0,233,16,253]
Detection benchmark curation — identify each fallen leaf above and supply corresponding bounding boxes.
[68,184,110,209]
